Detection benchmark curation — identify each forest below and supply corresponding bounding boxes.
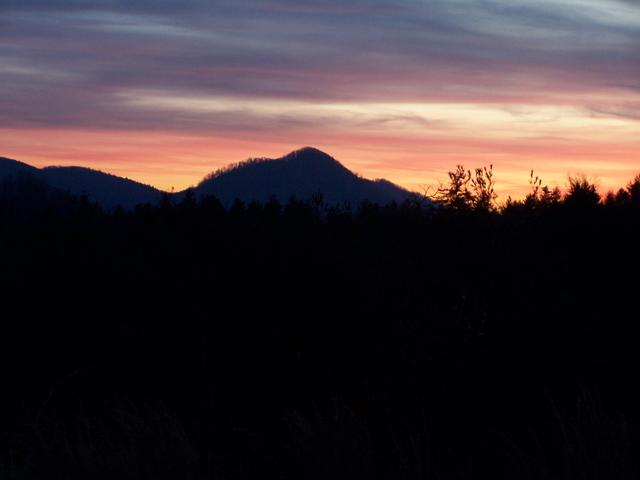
[1,167,640,479]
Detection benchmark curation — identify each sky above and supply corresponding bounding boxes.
[1,0,639,198]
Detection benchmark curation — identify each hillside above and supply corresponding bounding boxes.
[194,147,413,207]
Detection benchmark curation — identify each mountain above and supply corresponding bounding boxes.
[0,156,38,177]
[194,147,413,207]
[38,166,162,210]
[2,148,417,209]
[0,157,162,210]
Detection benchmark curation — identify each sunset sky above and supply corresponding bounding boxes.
[1,0,639,198]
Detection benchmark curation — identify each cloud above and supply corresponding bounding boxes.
[1,2,637,127]
[589,103,640,121]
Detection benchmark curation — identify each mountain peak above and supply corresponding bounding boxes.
[282,147,340,164]
[289,146,329,156]
[195,147,412,207]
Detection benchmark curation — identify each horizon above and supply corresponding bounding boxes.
[1,1,639,198]
[5,145,636,201]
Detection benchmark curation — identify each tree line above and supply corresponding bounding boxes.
[1,167,640,479]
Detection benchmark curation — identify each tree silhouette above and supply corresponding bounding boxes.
[627,174,640,208]
[432,164,497,211]
[564,175,600,208]
[470,165,497,211]
[432,165,473,210]
[524,170,561,209]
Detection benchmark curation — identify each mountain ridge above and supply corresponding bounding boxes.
[0,157,162,210]
[1,148,417,209]
[195,147,413,207]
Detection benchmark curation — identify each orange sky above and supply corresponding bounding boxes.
[2,99,638,200]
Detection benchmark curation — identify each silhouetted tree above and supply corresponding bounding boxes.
[627,174,640,208]
[604,188,629,208]
[524,170,561,209]
[564,175,600,208]
[433,165,473,210]
[470,165,497,211]
[432,164,497,211]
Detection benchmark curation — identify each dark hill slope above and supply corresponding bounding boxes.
[0,157,162,210]
[194,147,412,206]
[40,166,162,210]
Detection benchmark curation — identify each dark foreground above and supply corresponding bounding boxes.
[1,174,640,479]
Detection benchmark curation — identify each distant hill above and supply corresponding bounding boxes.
[38,166,162,210]
[194,147,413,207]
[0,157,38,177]
[0,157,162,210]
[1,148,418,209]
